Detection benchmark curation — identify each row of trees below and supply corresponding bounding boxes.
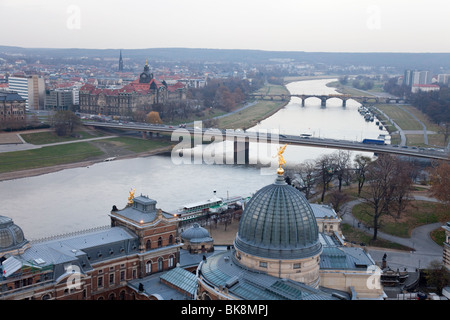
[286,152,424,241]
[188,76,264,112]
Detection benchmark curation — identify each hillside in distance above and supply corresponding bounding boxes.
[1,45,450,70]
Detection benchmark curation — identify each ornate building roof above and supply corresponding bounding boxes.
[234,174,322,260]
[0,215,28,253]
[181,223,213,243]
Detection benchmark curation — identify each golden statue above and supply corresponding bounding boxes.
[128,188,135,205]
[276,144,287,175]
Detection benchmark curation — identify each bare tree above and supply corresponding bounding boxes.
[315,154,336,203]
[51,110,81,136]
[390,159,414,218]
[429,160,450,204]
[292,160,316,199]
[333,150,352,192]
[354,154,373,197]
[361,154,397,241]
[328,190,350,213]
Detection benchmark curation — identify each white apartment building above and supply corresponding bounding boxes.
[8,75,45,110]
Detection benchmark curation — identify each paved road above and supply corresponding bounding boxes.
[340,199,444,271]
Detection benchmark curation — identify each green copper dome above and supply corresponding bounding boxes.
[234,175,322,260]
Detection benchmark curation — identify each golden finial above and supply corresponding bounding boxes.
[128,188,135,205]
[145,59,148,66]
[276,144,287,175]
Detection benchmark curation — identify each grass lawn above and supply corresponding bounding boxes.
[105,136,173,153]
[352,200,450,238]
[0,142,104,173]
[216,100,288,130]
[326,81,368,96]
[377,105,423,130]
[341,224,413,251]
[20,129,104,145]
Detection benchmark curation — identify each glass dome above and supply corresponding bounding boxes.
[0,215,27,251]
[234,174,322,260]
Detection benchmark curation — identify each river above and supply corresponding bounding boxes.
[0,79,387,240]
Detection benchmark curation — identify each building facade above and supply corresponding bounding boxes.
[8,75,45,110]
[0,91,27,128]
[443,222,450,271]
[196,172,385,300]
[79,61,186,117]
[45,89,74,110]
[0,194,181,300]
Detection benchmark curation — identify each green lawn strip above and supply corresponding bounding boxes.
[20,130,102,145]
[341,224,413,251]
[352,201,450,239]
[430,228,446,247]
[0,142,104,173]
[105,136,173,153]
[377,105,422,130]
[216,100,286,130]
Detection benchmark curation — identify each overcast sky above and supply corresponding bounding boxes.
[1,0,449,52]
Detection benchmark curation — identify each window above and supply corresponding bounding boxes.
[169,235,173,245]
[168,255,174,268]
[146,240,151,250]
[158,237,162,247]
[145,261,152,274]
[120,270,125,282]
[259,261,268,268]
[98,276,103,288]
[157,257,164,272]
[293,263,301,269]
[109,273,114,285]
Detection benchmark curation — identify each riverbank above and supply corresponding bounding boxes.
[0,144,173,182]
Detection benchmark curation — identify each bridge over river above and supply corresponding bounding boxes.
[83,121,449,163]
[248,93,408,107]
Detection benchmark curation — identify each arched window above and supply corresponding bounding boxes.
[169,235,173,245]
[119,290,126,300]
[108,293,115,300]
[168,255,174,268]
[158,237,162,247]
[157,257,163,272]
[146,239,151,250]
[146,260,152,274]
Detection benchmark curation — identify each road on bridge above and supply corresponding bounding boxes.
[83,121,449,161]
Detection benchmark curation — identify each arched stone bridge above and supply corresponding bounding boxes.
[248,93,407,107]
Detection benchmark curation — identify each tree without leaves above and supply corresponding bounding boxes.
[423,260,450,293]
[390,159,414,218]
[332,150,352,192]
[361,154,398,241]
[51,110,81,137]
[354,154,373,196]
[315,154,336,203]
[328,190,350,214]
[429,160,450,204]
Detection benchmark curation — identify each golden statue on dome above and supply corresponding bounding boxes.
[128,188,135,205]
[276,144,287,175]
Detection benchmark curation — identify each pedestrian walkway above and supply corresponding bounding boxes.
[0,135,118,153]
[372,106,406,146]
[339,198,444,271]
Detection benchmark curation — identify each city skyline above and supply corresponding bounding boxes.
[1,0,450,53]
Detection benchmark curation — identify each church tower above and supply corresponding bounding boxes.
[118,50,124,72]
[139,60,153,83]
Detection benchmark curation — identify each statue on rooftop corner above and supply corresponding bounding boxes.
[276,144,287,175]
[128,188,135,205]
